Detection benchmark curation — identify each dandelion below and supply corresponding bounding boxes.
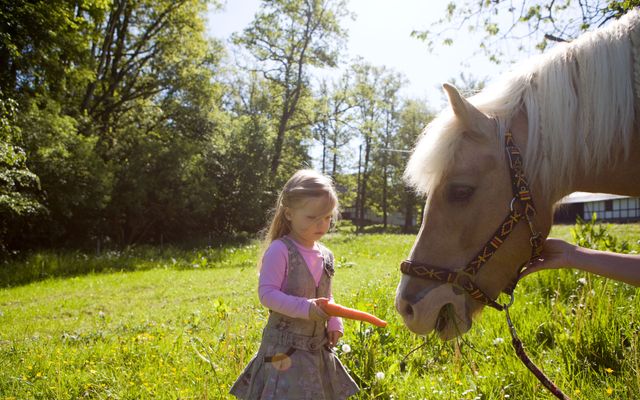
[574,389,581,395]
[375,372,385,381]
[341,344,351,353]
[605,368,613,374]
[606,387,613,396]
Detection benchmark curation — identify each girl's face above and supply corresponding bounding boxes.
[284,196,334,247]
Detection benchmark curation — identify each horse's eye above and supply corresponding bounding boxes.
[447,185,475,203]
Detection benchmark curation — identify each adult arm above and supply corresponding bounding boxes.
[521,238,640,286]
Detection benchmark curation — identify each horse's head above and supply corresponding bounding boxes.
[395,83,553,340]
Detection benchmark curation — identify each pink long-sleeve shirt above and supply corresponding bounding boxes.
[258,236,343,333]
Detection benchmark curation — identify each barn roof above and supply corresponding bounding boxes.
[559,192,631,204]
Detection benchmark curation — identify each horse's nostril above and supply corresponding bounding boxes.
[404,303,414,317]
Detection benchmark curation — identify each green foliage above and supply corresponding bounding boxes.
[411,1,640,64]
[571,213,630,253]
[0,95,42,217]
[1,0,252,250]
[0,94,44,255]
[234,0,351,178]
[19,97,111,245]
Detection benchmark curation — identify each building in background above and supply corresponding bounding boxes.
[341,207,411,226]
[554,192,640,224]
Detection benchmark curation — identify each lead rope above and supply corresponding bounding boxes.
[502,294,571,400]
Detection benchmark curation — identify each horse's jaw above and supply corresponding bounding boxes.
[395,283,472,340]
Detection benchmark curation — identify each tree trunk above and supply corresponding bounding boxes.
[321,124,328,174]
[270,115,288,175]
[382,165,388,229]
[403,186,415,233]
[356,143,362,232]
[358,135,371,230]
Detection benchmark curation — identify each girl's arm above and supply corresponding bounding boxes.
[258,241,323,319]
[522,238,640,286]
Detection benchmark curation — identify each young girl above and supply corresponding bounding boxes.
[230,169,359,399]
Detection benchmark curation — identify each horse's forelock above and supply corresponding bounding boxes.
[404,112,465,196]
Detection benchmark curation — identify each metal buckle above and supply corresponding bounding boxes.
[529,232,542,248]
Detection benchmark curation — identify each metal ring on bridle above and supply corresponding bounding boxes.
[502,292,515,310]
[509,196,517,212]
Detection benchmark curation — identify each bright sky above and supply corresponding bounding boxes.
[206,0,508,109]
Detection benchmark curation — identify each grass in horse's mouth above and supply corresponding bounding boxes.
[435,304,452,332]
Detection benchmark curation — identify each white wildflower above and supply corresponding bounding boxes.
[375,372,385,381]
[577,277,587,285]
[341,344,351,353]
[493,337,504,345]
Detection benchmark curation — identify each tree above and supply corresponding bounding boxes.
[411,0,640,63]
[313,74,354,177]
[0,94,43,255]
[350,60,387,231]
[2,0,227,249]
[369,71,405,230]
[79,0,216,137]
[19,97,111,246]
[88,0,225,245]
[0,0,103,98]
[207,70,274,236]
[396,99,434,232]
[234,0,350,180]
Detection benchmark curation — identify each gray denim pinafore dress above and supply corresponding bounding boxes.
[230,237,359,399]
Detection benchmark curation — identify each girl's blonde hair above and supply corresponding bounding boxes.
[262,169,339,248]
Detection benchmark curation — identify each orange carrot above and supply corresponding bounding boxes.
[317,298,387,327]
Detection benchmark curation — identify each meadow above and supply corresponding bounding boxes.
[1,220,639,399]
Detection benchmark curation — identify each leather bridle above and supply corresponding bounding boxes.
[400,131,545,310]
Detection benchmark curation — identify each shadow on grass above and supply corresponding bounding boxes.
[0,240,259,288]
[334,221,419,235]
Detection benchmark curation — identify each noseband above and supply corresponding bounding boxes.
[400,131,544,310]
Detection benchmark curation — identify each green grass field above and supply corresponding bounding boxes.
[1,222,639,399]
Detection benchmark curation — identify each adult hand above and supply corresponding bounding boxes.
[521,238,575,278]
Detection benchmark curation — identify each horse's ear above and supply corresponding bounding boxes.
[442,83,494,139]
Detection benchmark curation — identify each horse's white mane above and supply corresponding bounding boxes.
[406,10,640,201]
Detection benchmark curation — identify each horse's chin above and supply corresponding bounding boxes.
[397,284,472,340]
[434,306,472,340]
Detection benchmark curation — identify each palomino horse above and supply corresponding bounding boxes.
[396,10,640,341]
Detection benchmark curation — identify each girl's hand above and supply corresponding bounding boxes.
[308,298,330,321]
[327,330,342,347]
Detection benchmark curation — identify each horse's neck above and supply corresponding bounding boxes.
[576,12,640,197]
[572,133,640,197]
[511,109,640,202]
